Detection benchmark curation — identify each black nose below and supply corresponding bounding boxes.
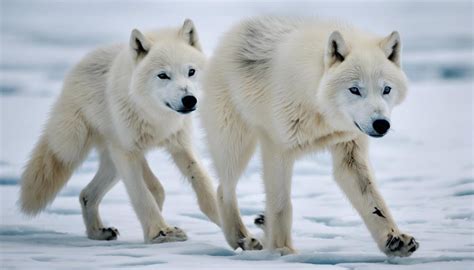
[181,95,197,109]
[372,119,390,135]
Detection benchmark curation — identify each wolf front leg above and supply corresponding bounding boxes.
[330,136,419,257]
[108,145,187,243]
[166,130,221,226]
[261,140,296,255]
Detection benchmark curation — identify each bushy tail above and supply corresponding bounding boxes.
[19,136,75,215]
[19,113,92,215]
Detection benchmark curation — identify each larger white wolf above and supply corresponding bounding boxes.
[19,19,220,243]
[201,16,419,257]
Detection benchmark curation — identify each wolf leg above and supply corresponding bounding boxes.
[261,140,296,255]
[108,146,186,243]
[141,158,165,211]
[204,116,260,249]
[166,129,221,226]
[216,128,262,252]
[216,125,262,251]
[331,136,419,257]
[200,73,263,250]
[80,148,119,240]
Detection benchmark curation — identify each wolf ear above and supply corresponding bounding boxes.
[130,29,152,61]
[325,31,349,68]
[179,18,202,51]
[380,31,401,66]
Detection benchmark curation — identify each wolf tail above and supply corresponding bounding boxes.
[19,111,92,216]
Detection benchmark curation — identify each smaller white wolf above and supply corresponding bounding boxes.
[19,19,220,243]
[201,16,419,256]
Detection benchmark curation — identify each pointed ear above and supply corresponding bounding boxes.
[380,31,401,66]
[325,31,349,68]
[130,29,152,61]
[179,18,202,51]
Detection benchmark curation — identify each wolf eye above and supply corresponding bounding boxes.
[188,68,196,77]
[348,87,361,96]
[383,86,392,95]
[158,73,170,80]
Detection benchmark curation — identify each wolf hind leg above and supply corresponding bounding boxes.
[80,147,119,241]
[141,158,165,211]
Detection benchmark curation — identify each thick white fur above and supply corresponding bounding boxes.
[201,16,418,256]
[19,19,220,243]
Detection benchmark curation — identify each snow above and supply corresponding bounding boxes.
[1,0,473,269]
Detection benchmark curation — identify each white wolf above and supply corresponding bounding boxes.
[19,19,220,243]
[201,16,419,257]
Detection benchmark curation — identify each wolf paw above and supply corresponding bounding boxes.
[151,227,187,244]
[237,236,263,251]
[88,227,119,241]
[384,233,419,257]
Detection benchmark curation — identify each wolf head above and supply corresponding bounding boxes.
[318,30,408,138]
[128,19,205,115]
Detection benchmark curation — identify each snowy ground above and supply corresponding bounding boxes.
[1,0,473,269]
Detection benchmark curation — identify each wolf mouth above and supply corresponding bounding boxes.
[176,108,195,114]
[165,103,195,114]
[354,122,384,138]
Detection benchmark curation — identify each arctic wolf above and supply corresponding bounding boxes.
[19,19,220,243]
[201,16,419,256]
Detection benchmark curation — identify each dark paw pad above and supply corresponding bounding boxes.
[101,227,119,241]
[407,237,419,252]
[237,237,263,251]
[386,235,403,251]
[384,233,419,257]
